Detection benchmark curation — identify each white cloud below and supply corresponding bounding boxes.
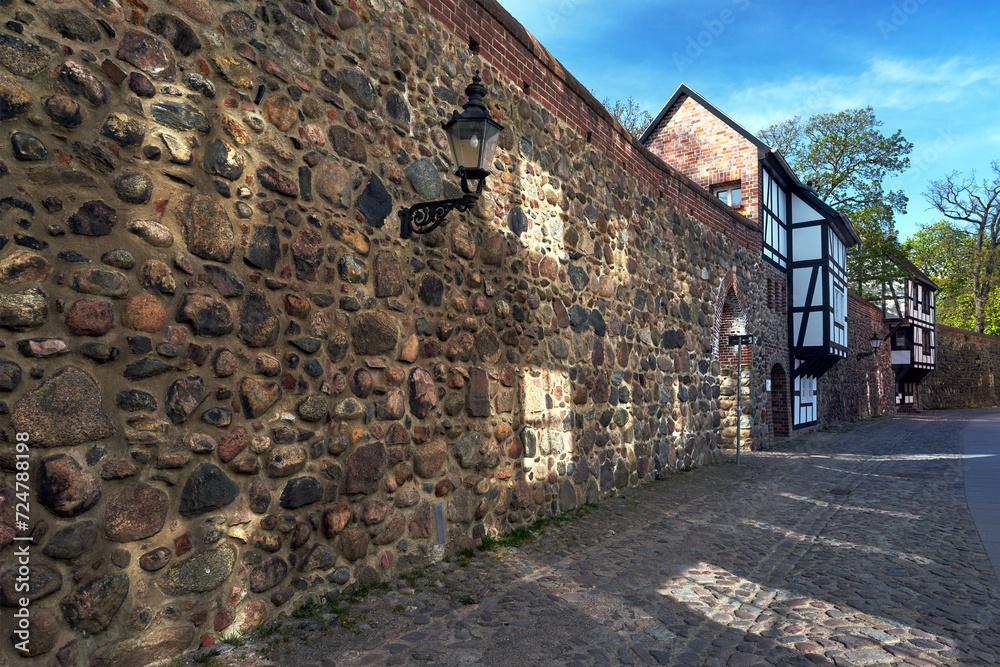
[718,56,1000,133]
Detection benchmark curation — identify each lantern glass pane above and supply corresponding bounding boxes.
[480,120,502,169]
[447,119,487,171]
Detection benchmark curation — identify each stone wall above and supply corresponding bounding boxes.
[714,263,789,452]
[0,0,776,662]
[819,304,1000,420]
[918,326,1000,409]
[818,291,896,426]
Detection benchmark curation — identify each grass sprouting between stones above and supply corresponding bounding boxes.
[194,501,606,663]
[193,648,222,665]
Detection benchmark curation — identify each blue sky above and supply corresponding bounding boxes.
[497,0,1000,241]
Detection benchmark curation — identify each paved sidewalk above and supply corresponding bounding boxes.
[963,411,1000,578]
[180,410,1000,667]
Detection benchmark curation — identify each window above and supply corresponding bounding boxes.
[713,185,742,207]
[800,375,815,403]
[922,288,931,313]
[761,170,788,269]
[895,330,906,348]
[923,328,931,352]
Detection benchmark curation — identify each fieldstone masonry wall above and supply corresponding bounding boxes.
[819,303,1000,419]
[0,0,776,662]
[919,326,1000,409]
[818,291,895,425]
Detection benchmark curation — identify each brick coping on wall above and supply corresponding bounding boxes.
[937,324,1000,343]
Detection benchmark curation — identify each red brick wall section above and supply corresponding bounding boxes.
[422,0,763,255]
[919,326,1000,409]
[766,274,787,315]
[718,313,752,367]
[713,269,740,356]
[644,96,761,226]
[767,357,791,438]
[712,270,752,367]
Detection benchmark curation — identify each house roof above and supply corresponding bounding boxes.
[898,256,939,291]
[639,84,862,247]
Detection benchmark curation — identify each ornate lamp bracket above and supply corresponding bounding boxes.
[398,72,501,240]
[398,171,484,239]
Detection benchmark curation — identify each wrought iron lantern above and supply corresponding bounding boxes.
[399,72,503,239]
[856,332,883,361]
[976,354,983,368]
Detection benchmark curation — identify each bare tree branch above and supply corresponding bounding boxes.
[924,161,1000,333]
[594,92,653,138]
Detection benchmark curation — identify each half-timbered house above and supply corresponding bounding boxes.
[863,256,938,409]
[641,84,862,429]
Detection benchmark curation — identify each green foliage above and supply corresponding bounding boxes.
[903,221,979,330]
[494,525,536,548]
[251,620,296,654]
[487,506,595,549]
[221,631,242,647]
[755,116,802,157]
[848,232,911,295]
[348,584,371,604]
[401,569,425,588]
[530,506,589,531]
[292,597,320,619]
[758,107,913,282]
[327,597,353,627]
[904,220,973,279]
[253,621,282,640]
[511,525,534,540]
[194,648,221,665]
[904,222,1000,336]
[458,546,475,558]
[923,161,1000,333]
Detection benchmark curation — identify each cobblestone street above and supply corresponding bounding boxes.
[181,410,1000,666]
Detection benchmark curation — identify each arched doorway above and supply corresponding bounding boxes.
[769,364,789,438]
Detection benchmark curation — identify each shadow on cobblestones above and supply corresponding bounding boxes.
[178,410,1000,666]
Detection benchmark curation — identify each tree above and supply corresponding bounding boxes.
[758,107,913,280]
[756,116,803,158]
[596,93,652,138]
[924,161,1000,333]
[903,221,979,330]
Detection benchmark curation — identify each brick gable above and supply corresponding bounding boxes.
[645,95,761,226]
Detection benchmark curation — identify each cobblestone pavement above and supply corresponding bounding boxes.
[180,410,1000,667]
